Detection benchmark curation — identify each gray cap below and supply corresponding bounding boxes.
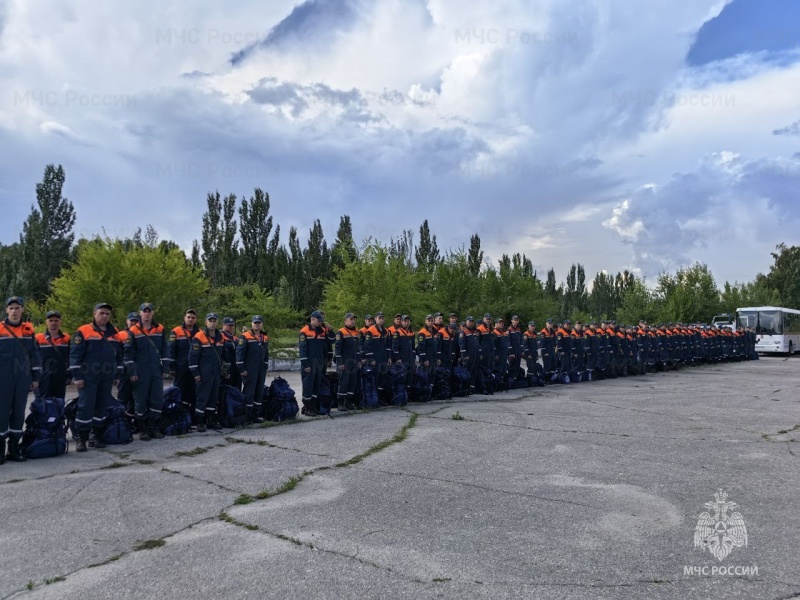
[222,317,235,325]
[127,312,140,321]
[345,312,356,319]
[206,312,218,320]
[252,315,263,323]
[45,310,62,319]
[94,302,112,311]
[5,296,24,307]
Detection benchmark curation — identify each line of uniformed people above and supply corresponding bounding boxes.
[0,296,271,461]
[298,309,759,411]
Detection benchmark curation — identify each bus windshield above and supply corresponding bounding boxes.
[757,310,783,335]
[737,311,758,330]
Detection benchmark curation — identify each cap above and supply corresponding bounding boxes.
[466,315,475,321]
[375,311,385,317]
[496,317,504,323]
[449,312,457,318]
[5,296,24,307]
[401,314,410,321]
[545,318,553,323]
[425,314,433,320]
[364,314,373,320]
[251,315,263,323]
[575,321,582,325]
[206,312,218,320]
[127,312,140,321]
[94,302,112,311]
[345,312,356,319]
[511,315,519,320]
[528,320,536,326]
[590,321,597,326]
[394,313,402,318]
[45,310,62,319]
[223,317,235,325]
[185,308,197,315]
[564,319,572,325]
[433,312,442,318]
[140,302,154,311]
[310,310,323,319]
[484,313,492,319]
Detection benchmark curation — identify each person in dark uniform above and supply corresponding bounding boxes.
[596,320,610,375]
[299,311,329,414]
[393,315,416,390]
[69,302,122,452]
[416,314,439,379]
[364,311,392,403]
[1,296,41,463]
[523,320,538,376]
[538,318,556,380]
[477,313,495,372]
[493,317,510,380]
[124,302,169,441]
[335,313,361,410]
[35,310,70,400]
[434,313,453,370]
[555,320,572,382]
[188,313,224,431]
[570,321,585,380]
[584,322,598,379]
[220,317,242,391]
[167,309,200,418]
[507,315,522,377]
[237,315,269,423]
[117,312,140,414]
[459,316,481,392]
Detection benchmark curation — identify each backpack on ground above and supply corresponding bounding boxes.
[64,397,79,440]
[102,398,133,444]
[387,363,408,406]
[433,367,452,400]
[159,386,192,436]
[305,371,337,416]
[451,366,471,397]
[478,366,495,395]
[494,370,510,392]
[525,363,546,387]
[510,373,529,389]
[358,367,380,409]
[21,397,68,459]
[409,368,433,403]
[217,385,249,428]
[266,377,299,421]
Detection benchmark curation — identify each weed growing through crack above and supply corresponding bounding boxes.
[134,539,166,551]
[336,413,418,467]
[451,412,464,421]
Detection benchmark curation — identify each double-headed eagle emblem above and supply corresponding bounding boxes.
[694,489,748,561]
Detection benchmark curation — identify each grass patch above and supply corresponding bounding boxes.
[174,446,209,458]
[132,459,155,465]
[133,539,166,551]
[234,494,255,505]
[451,411,464,421]
[219,511,259,531]
[100,461,130,470]
[432,578,452,583]
[254,473,305,500]
[45,576,66,585]
[26,581,34,590]
[226,436,269,446]
[336,413,418,467]
[276,533,303,546]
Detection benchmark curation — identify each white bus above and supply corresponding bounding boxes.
[712,313,736,331]
[736,306,800,354]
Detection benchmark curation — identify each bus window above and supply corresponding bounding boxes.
[758,310,783,335]
[737,311,758,329]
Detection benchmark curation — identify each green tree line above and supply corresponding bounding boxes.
[0,164,796,332]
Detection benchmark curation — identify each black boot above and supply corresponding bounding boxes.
[75,433,88,453]
[206,412,221,430]
[249,405,264,424]
[92,429,106,449]
[7,437,26,462]
[138,419,151,441]
[0,439,6,465]
[196,414,206,432]
[150,416,164,439]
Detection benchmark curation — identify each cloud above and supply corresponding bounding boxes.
[773,119,800,136]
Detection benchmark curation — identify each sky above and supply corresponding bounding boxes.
[1,0,799,286]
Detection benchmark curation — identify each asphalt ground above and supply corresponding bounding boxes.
[1,357,798,600]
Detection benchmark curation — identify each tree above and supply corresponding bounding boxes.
[657,263,720,323]
[415,219,440,272]
[0,243,20,298]
[199,283,300,333]
[323,242,431,323]
[765,243,800,308]
[17,164,76,301]
[48,237,208,330]
[467,234,483,277]
[330,215,358,271]
[589,271,615,319]
[616,278,660,325]
[301,219,330,311]
[238,188,274,288]
[200,191,239,287]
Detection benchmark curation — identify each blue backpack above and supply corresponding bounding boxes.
[159,386,192,436]
[102,399,133,444]
[21,397,68,459]
[218,385,248,428]
[410,368,433,403]
[434,367,452,400]
[387,364,407,406]
[358,367,380,409]
[266,377,299,421]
